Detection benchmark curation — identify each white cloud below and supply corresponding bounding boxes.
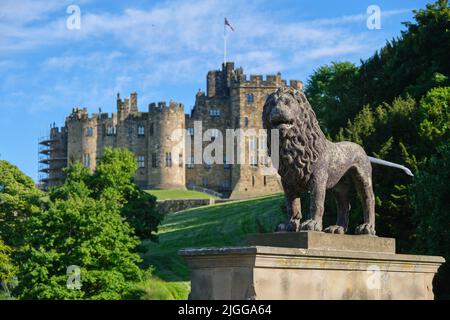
[45,51,124,71]
[0,0,415,112]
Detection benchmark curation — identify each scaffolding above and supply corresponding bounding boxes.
[38,135,67,190]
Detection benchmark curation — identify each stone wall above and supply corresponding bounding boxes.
[156,198,233,214]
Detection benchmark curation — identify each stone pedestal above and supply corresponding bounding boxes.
[179,232,445,300]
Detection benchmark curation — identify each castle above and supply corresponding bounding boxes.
[39,62,303,198]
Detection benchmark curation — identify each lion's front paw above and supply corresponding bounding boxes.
[355,223,376,236]
[275,219,300,232]
[300,219,322,232]
[324,225,345,234]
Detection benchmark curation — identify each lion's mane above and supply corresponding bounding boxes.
[263,87,326,183]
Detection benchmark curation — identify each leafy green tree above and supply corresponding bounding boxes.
[305,62,361,136]
[418,87,450,149]
[0,160,42,248]
[359,1,450,105]
[413,143,450,299]
[336,96,420,250]
[0,239,16,297]
[90,148,162,240]
[15,162,143,299]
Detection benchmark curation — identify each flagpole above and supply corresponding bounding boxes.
[224,19,227,65]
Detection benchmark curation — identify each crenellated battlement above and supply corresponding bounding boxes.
[148,101,184,113]
[233,71,302,89]
[67,107,89,121]
[206,62,303,95]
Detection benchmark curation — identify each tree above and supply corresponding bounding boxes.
[305,62,361,136]
[418,87,450,149]
[413,143,450,299]
[337,96,419,250]
[0,160,42,248]
[10,147,163,299]
[15,162,143,299]
[359,1,450,105]
[90,148,162,240]
[0,239,16,297]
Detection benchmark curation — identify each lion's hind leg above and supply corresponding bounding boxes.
[350,159,376,236]
[324,175,351,234]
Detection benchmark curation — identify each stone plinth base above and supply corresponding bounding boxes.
[179,232,445,300]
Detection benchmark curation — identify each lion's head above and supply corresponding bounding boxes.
[262,86,326,182]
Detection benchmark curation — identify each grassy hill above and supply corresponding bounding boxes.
[146,189,219,200]
[138,193,285,299]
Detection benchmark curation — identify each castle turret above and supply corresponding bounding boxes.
[117,92,138,121]
[147,101,186,189]
[206,62,235,97]
[66,107,97,172]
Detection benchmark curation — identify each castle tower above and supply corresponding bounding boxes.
[66,107,98,172]
[147,101,186,189]
[187,62,303,199]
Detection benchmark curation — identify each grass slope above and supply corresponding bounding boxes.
[140,193,285,299]
[146,189,219,200]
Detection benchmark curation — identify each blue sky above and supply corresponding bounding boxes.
[0,0,431,181]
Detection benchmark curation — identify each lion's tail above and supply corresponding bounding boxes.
[368,157,414,177]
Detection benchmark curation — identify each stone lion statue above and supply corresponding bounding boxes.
[262,86,413,235]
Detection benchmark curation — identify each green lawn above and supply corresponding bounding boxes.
[139,193,285,299]
[146,189,219,200]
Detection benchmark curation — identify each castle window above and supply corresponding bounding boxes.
[209,109,220,117]
[165,152,172,167]
[106,126,116,136]
[202,177,208,187]
[187,156,194,169]
[264,176,267,186]
[138,156,145,168]
[82,154,90,168]
[152,153,157,168]
[252,175,255,187]
[86,127,93,137]
[138,125,145,136]
[246,93,254,104]
[244,116,249,128]
[150,123,154,136]
[187,127,194,136]
[179,154,183,167]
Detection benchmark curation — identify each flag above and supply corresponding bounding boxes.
[224,17,234,31]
